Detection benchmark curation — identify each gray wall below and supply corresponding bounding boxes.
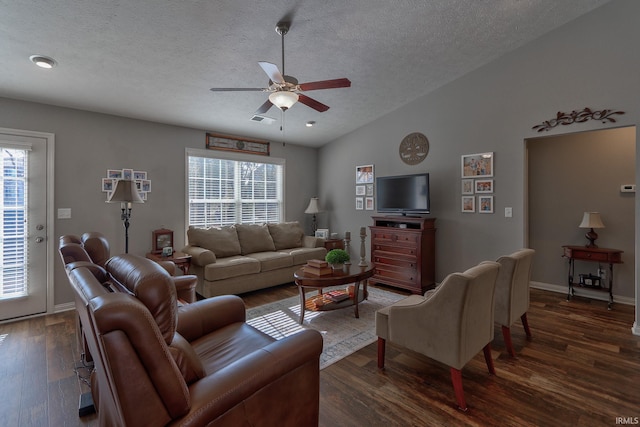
[318,0,639,303]
[0,97,319,306]
[528,127,635,296]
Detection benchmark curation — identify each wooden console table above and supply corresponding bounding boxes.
[146,251,192,275]
[562,245,623,310]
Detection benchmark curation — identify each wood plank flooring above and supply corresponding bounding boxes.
[1,286,638,426]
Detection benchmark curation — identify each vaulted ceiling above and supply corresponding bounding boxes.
[0,1,611,147]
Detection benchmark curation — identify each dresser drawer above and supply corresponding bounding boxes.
[372,243,417,257]
[373,265,418,285]
[371,231,420,246]
[373,253,417,269]
[567,249,610,262]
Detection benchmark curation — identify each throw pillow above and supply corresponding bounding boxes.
[236,223,276,255]
[187,226,241,258]
[268,221,304,250]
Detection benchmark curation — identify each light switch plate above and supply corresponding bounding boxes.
[57,208,71,219]
[504,207,513,218]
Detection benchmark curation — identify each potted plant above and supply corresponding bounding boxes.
[325,249,350,270]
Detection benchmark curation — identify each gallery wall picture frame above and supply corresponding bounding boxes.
[461,179,474,195]
[356,185,366,196]
[356,164,374,184]
[462,196,475,213]
[475,179,494,193]
[365,197,374,210]
[478,196,494,213]
[356,197,364,210]
[461,152,494,178]
[101,178,114,192]
[366,184,374,196]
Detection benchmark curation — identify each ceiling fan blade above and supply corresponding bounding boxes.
[299,78,351,91]
[258,61,285,84]
[298,94,330,112]
[210,88,265,92]
[255,99,274,115]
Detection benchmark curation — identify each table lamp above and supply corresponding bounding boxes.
[304,197,320,233]
[107,180,144,253]
[579,212,605,248]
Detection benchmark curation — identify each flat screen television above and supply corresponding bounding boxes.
[376,173,430,215]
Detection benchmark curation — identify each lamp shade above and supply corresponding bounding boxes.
[304,197,320,214]
[107,180,144,203]
[269,91,299,110]
[578,212,605,229]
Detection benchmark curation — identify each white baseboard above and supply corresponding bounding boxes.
[530,281,635,306]
[54,302,75,313]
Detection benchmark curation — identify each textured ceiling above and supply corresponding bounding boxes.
[0,0,610,147]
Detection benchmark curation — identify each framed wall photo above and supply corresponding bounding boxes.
[356,197,364,210]
[101,178,114,192]
[152,228,173,254]
[356,185,366,196]
[461,152,494,178]
[366,184,374,196]
[206,132,270,156]
[356,165,374,184]
[475,179,493,193]
[479,196,494,213]
[461,179,474,195]
[462,196,475,213]
[365,197,374,210]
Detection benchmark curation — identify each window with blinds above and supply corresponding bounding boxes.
[187,150,284,227]
[1,148,27,298]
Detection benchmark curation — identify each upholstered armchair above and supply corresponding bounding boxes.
[376,261,501,411]
[493,249,536,357]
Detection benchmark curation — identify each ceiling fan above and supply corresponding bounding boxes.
[210,22,351,114]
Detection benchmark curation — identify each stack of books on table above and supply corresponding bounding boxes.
[325,290,350,302]
[303,259,332,276]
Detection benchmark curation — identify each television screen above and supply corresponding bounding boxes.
[376,173,430,214]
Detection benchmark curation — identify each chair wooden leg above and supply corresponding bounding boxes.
[483,343,496,375]
[377,337,386,369]
[449,368,467,411]
[501,325,517,357]
[521,313,532,340]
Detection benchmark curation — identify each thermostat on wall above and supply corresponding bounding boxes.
[620,184,636,193]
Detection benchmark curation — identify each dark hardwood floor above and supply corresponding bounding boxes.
[1,285,638,426]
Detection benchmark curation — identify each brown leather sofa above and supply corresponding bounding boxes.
[64,252,323,426]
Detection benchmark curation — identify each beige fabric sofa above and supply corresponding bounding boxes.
[182,222,327,297]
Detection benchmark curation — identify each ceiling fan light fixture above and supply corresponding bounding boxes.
[29,55,57,69]
[269,91,298,110]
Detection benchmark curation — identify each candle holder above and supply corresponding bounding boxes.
[344,231,352,265]
[359,227,367,266]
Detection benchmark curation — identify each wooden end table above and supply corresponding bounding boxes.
[146,251,192,275]
[293,263,375,324]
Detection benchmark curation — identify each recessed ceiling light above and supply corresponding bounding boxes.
[29,55,57,69]
[306,121,316,127]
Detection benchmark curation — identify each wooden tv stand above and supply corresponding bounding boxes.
[369,216,436,294]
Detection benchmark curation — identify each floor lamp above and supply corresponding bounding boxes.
[107,180,144,253]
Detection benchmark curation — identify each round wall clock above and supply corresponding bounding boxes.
[399,132,429,165]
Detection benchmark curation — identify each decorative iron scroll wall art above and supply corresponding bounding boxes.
[532,107,625,132]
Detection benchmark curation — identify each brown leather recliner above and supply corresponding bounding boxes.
[66,254,323,426]
[59,232,197,303]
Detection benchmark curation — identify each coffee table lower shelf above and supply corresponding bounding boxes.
[304,289,369,313]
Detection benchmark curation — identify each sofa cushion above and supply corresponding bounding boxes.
[268,222,304,250]
[245,251,293,272]
[236,224,276,255]
[203,255,261,282]
[188,226,241,258]
[285,247,328,265]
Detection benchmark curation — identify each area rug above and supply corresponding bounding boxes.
[246,286,406,369]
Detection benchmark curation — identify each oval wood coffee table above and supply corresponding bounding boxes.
[293,263,375,324]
